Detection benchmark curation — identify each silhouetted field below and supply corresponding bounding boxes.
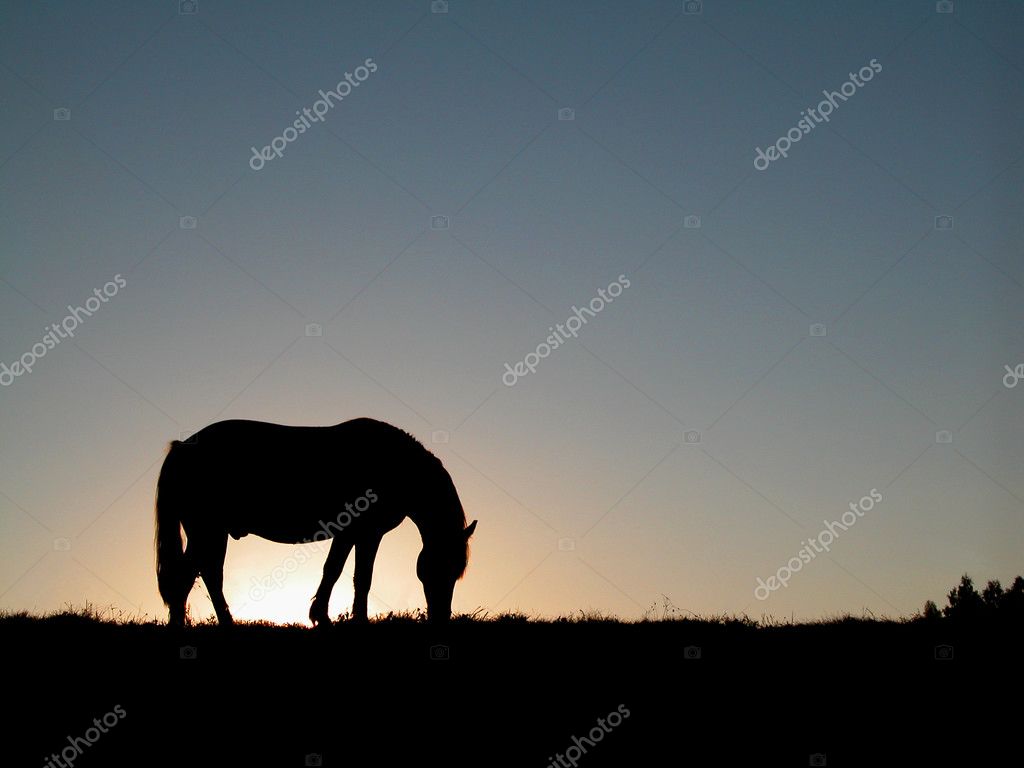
[6,603,1016,765]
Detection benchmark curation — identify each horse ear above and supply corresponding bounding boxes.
[464,520,477,539]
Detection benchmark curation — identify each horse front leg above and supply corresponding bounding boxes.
[352,537,381,622]
[310,534,353,627]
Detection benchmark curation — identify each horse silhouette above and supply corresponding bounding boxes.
[155,417,477,627]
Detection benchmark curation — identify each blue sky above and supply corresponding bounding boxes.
[1,0,1022,623]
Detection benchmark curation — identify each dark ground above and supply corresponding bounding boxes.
[5,610,1017,765]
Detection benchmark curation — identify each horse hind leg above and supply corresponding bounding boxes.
[168,547,200,627]
[198,531,233,626]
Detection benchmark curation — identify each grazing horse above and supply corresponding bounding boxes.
[155,417,477,627]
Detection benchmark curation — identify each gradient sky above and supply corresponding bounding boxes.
[1,0,1022,624]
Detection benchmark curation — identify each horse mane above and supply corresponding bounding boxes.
[348,417,468,569]
[374,422,470,576]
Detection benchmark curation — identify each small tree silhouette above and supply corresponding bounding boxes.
[1003,576,1024,614]
[943,574,984,621]
[981,580,1003,610]
[922,600,942,621]
[926,573,1024,623]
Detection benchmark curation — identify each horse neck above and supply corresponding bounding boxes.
[407,508,458,546]
[406,465,463,545]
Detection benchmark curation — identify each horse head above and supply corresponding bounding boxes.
[417,519,477,621]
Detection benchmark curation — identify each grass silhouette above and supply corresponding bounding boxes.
[7,570,1020,630]
[3,574,1017,677]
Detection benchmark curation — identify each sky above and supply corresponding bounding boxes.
[1,0,1022,624]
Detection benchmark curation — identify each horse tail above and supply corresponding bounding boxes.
[155,440,187,607]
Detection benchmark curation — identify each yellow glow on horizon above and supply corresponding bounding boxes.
[181,536,418,625]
